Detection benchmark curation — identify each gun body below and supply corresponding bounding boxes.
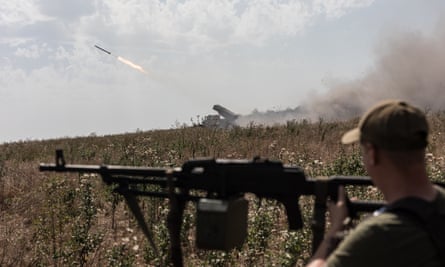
[40,152,380,226]
[40,150,387,265]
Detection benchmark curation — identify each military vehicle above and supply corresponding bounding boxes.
[201,105,240,128]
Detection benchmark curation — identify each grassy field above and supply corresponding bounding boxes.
[1,114,444,266]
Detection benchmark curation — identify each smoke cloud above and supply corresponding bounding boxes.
[236,21,445,126]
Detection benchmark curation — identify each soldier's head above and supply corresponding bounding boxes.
[341,100,429,173]
[341,99,429,150]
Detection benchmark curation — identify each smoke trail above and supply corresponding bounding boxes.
[236,21,445,126]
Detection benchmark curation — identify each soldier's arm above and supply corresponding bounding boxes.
[307,187,348,267]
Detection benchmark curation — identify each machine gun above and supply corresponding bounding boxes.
[40,150,386,266]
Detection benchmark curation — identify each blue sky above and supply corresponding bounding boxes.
[1,0,444,142]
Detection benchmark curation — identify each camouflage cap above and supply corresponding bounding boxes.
[341,100,429,150]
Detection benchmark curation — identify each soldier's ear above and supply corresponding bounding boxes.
[362,142,377,166]
[369,145,377,166]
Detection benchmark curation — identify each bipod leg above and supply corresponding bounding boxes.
[115,184,160,259]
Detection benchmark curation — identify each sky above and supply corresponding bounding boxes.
[1,0,445,143]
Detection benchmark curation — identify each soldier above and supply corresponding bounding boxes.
[307,100,445,267]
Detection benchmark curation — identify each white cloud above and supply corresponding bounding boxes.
[2,0,375,54]
[94,0,374,50]
[313,0,374,18]
[14,43,47,58]
[233,1,311,44]
[0,0,51,26]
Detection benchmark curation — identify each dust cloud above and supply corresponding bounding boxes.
[236,21,445,126]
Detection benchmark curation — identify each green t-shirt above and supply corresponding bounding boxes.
[327,187,445,267]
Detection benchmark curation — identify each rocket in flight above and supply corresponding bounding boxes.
[94,44,148,74]
[94,45,111,55]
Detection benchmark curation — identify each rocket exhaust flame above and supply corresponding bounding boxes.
[117,56,147,74]
[94,45,148,74]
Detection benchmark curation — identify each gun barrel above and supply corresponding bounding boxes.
[350,200,385,213]
[328,176,374,185]
[39,163,171,177]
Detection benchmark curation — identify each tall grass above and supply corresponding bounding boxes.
[0,113,444,266]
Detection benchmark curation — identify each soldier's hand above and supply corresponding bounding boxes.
[327,186,349,232]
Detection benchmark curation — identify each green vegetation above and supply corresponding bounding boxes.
[1,112,444,266]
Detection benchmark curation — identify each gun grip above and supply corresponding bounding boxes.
[279,196,303,230]
[330,186,355,219]
[56,149,66,167]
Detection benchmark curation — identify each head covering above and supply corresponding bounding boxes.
[341,100,429,150]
